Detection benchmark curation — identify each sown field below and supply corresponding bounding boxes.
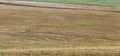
[32,0,120,6]
[0,3,120,56]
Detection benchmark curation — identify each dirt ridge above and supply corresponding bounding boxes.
[0,0,120,13]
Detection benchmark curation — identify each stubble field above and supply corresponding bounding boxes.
[0,4,120,56]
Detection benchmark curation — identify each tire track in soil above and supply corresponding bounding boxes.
[0,1,120,13]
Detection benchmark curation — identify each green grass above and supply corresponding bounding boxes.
[51,20,101,26]
[33,0,120,6]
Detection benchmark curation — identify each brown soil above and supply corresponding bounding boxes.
[0,1,120,48]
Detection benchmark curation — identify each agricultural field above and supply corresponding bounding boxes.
[32,0,120,6]
[0,0,120,56]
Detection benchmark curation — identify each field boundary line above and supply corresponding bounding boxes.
[0,0,120,13]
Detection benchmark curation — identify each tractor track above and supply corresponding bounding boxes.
[0,1,120,13]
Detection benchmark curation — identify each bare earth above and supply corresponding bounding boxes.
[0,0,120,56]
